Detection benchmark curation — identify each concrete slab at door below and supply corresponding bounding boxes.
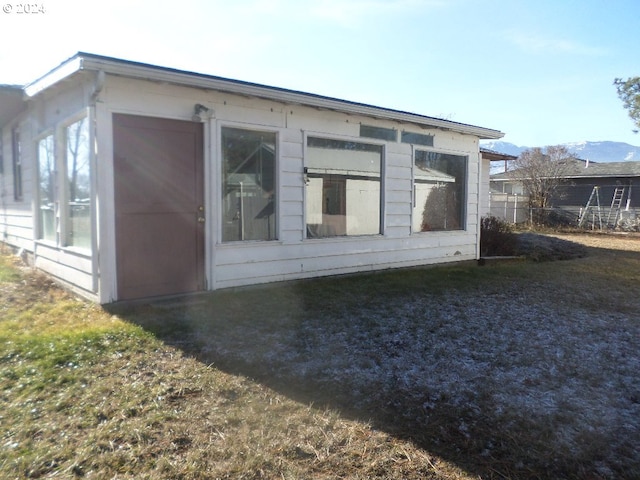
[113,114,204,300]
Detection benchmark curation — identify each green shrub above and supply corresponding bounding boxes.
[480,216,517,256]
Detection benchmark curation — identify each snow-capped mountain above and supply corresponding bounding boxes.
[481,140,640,163]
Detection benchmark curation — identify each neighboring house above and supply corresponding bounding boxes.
[491,159,640,224]
[0,52,504,303]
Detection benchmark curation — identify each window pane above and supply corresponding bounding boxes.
[402,131,434,147]
[360,124,397,142]
[306,137,382,237]
[413,151,466,231]
[66,118,91,249]
[12,128,23,200]
[38,135,56,242]
[221,127,277,242]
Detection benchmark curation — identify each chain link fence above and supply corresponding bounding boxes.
[488,191,640,231]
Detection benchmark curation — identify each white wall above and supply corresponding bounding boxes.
[1,116,34,252]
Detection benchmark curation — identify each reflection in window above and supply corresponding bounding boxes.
[221,127,277,242]
[306,137,382,238]
[413,151,467,231]
[66,118,91,249]
[38,135,56,242]
[12,128,23,200]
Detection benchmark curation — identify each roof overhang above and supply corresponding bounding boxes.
[480,147,518,161]
[24,52,505,140]
[0,85,26,129]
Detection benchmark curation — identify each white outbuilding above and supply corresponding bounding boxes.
[0,53,504,303]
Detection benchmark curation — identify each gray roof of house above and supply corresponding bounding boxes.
[492,160,640,181]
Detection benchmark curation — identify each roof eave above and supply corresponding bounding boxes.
[23,53,505,139]
[24,56,84,98]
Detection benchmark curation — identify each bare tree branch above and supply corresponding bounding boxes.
[508,145,576,222]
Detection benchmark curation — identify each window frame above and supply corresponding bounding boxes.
[218,123,280,244]
[35,130,57,244]
[303,131,385,239]
[34,110,93,252]
[411,147,468,233]
[61,113,92,251]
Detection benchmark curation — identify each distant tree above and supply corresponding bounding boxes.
[508,145,576,223]
[614,77,640,133]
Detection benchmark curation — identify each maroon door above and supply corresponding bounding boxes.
[113,114,204,300]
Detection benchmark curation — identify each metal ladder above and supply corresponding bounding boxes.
[606,187,626,227]
[578,186,602,229]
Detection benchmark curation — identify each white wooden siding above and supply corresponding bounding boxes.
[0,119,34,251]
[279,131,304,242]
[213,235,476,289]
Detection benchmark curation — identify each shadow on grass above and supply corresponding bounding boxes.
[109,248,640,480]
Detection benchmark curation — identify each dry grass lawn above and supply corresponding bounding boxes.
[1,232,640,479]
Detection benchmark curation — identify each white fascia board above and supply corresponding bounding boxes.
[24,53,505,140]
[24,56,84,98]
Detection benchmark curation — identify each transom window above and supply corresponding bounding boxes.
[221,127,277,242]
[305,137,382,238]
[413,150,467,232]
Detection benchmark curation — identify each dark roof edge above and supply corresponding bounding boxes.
[480,147,518,161]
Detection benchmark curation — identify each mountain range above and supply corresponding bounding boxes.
[481,140,640,163]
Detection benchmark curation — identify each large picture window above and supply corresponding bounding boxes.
[65,117,91,248]
[413,151,467,232]
[37,135,56,242]
[221,127,277,242]
[306,137,382,238]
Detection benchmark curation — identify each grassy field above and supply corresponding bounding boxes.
[1,233,640,479]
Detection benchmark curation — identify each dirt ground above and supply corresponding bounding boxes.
[552,231,640,251]
[508,231,640,263]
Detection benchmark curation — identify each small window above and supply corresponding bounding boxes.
[360,124,397,142]
[12,128,23,201]
[221,127,277,242]
[413,150,467,232]
[306,137,382,237]
[37,135,56,242]
[402,131,434,147]
[65,117,91,249]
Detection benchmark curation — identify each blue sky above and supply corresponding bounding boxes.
[1,0,638,147]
